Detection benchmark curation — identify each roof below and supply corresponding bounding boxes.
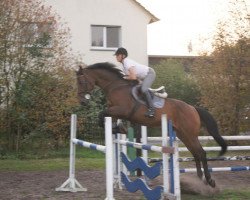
[132,0,159,23]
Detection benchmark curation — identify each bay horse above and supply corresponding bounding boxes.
[76,62,227,188]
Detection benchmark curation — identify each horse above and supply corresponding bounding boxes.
[76,62,227,188]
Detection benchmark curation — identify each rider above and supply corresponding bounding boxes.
[114,47,156,118]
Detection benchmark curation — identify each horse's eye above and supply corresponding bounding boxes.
[85,94,91,100]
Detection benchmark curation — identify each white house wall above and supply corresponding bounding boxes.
[45,0,152,66]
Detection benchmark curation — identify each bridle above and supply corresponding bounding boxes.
[78,71,125,99]
[77,73,95,99]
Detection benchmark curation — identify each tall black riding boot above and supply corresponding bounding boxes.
[144,91,155,118]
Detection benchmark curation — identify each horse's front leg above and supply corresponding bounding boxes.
[98,106,129,127]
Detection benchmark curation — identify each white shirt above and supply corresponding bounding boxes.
[122,58,149,80]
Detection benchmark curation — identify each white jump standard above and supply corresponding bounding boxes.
[56,115,114,200]
[55,114,87,192]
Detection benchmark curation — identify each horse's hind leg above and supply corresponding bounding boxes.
[188,147,203,180]
[200,148,216,187]
[188,139,215,188]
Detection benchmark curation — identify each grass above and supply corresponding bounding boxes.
[0,146,105,171]
[0,145,105,159]
[0,157,105,171]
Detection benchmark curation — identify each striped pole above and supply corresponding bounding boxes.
[147,135,250,142]
[72,139,106,152]
[149,155,250,163]
[180,166,250,173]
[178,146,250,152]
[178,156,250,162]
[114,139,174,154]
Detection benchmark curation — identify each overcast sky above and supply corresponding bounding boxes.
[137,0,250,56]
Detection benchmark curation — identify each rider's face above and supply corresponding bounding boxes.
[116,54,124,63]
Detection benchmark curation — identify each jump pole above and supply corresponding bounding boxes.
[161,114,169,195]
[141,126,148,163]
[104,117,114,200]
[56,114,87,192]
[179,166,250,173]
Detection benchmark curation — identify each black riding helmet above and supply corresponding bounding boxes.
[114,47,128,57]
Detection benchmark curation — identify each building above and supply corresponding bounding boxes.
[45,0,158,65]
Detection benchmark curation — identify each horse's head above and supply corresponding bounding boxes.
[76,65,95,106]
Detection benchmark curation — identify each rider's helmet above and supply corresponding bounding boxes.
[114,47,128,57]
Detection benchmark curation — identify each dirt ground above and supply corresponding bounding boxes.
[0,160,249,200]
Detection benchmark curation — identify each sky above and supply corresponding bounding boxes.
[137,0,250,56]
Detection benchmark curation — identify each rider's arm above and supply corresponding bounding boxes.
[124,67,137,80]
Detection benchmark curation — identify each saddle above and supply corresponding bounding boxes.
[131,85,168,108]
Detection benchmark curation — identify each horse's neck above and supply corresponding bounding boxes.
[94,71,126,92]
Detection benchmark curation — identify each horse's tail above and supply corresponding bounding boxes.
[195,106,227,156]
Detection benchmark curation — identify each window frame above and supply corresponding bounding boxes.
[90,25,121,51]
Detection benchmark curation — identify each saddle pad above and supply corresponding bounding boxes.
[132,86,165,109]
[152,96,165,108]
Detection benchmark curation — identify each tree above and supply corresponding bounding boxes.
[0,0,76,152]
[14,68,78,148]
[193,0,250,135]
[153,59,200,105]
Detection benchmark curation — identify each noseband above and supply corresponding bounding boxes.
[78,73,94,97]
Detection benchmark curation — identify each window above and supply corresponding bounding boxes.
[91,25,120,50]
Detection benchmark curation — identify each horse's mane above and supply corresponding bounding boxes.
[78,62,139,85]
[86,62,124,79]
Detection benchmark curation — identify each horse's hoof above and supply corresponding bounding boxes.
[208,179,216,188]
